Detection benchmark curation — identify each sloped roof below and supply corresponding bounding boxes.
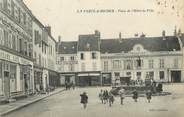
[100,36,181,53]
[78,34,100,51]
[58,41,77,54]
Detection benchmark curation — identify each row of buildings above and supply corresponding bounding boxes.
[56,30,184,86]
[0,0,184,100]
[0,0,59,99]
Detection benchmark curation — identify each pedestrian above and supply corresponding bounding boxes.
[146,90,152,103]
[71,81,75,90]
[103,90,109,104]
[108,92,114,107]
[132,89,138,102]
[119,89,125,105]
[99,90,104,104]
[80,92,88,109]
[65,82,68,90]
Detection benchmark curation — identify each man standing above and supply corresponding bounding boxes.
[119,89,125,105]
[146,90,152,103]
[80,92,88,109]
[108,92,114,107]
[132,89,138,102]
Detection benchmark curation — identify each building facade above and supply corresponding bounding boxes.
[0,0,34,98]
[57,31,184,86]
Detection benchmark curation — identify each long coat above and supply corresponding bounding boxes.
[80,94,88,104]
[132,91,138,99]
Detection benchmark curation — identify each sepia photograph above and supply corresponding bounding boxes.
[0,0,184,117]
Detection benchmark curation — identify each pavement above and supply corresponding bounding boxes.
[1,84,184,117]
[0,88,65,116]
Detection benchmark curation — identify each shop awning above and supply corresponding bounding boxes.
[78,73,100,77]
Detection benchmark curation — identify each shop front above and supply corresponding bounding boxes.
[60,73,76,86]
[0,49,33,99]
[49,70,60,87]
[34,67,43,92]
[102,73,112,86]
[77,72,101,86]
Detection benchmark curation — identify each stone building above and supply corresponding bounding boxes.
[57,31,184,86]
[0,0,34,98]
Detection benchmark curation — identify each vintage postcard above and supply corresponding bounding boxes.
[0,0,184,117]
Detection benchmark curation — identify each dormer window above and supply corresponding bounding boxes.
[92,52,97,59]
[81,53,84,60]
[137,47,140,51]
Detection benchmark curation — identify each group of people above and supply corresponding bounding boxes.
[99,90,115,107]
[80,89,152,109]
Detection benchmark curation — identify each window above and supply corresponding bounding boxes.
[104,61,108,71]
[81,63,85,71]
[24,41,27,56]
[12,35,16,50]
[113,60,121,69]
[124,60,133,70]
[159,59,164,68]
[159,71,165,80]
[23,13,26,25]
[69,64,75,72]
[60,57,64,61]
[92,52,97,59]
[0,29,3,45]
[34,52,37,63]
[114,72,120,80]
[11,0,15,17]
[80,53,84,60]
[148,59,154,69]
[4,30,8,47]
[71,56,75,61]
[126,72,131,76]
[146,72,154,80]
[137,47,140,51]
[19,38,23,53]
[39,54,41,65]
[174,58,178,68]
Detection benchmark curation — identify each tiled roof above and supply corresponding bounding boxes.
[58,41,77,54]
[78,34,100,51]
[100,36,181,53]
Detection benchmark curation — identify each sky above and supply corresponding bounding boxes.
[24,0,184,41]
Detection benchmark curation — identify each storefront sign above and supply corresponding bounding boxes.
[0,50,32,66]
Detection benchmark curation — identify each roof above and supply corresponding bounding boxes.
[58,41,77,54]
[100,36,181,53]
[78,34,100,51]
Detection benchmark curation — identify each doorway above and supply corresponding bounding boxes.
[171,71,181,83]
[4,71,10,98]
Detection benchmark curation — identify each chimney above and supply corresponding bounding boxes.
[119,32,122,39]
[140,33,146,38]
[162,30,166,37]
[45,26,51,35]
[174,26,177,36]
[177,28,181,37]
[95,30,100,38]
[58,35,61,42]
[162,30,166,40]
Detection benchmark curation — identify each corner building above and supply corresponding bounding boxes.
[0,0,34,98]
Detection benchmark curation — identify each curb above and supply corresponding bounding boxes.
[0,89,65,116]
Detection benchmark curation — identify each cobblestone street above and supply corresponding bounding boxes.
[2,84,184,117]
